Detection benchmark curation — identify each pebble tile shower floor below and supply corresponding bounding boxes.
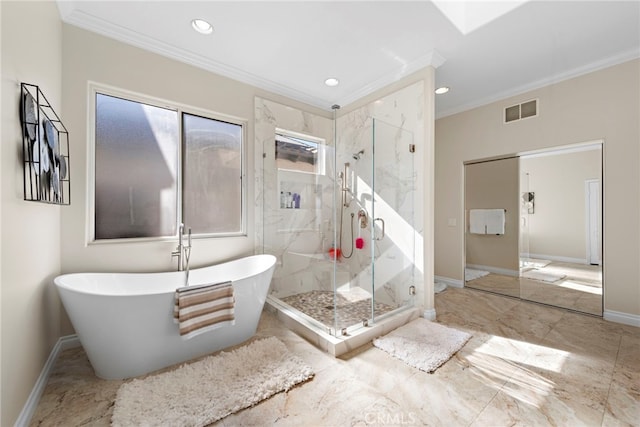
[280,290,395,329]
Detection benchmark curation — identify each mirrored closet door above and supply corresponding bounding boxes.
[464,157,520,298]
[464,143,603,316]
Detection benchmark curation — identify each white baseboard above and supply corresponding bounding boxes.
[422,308,437,320]
[434,275,464,288]
[526,253,588,265]
[15,335,80,427]
[604,310,640,328]
[466,264,519,277]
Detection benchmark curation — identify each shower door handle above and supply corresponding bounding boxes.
[374,218,385,240]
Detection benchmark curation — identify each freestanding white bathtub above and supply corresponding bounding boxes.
[55,254,276,379]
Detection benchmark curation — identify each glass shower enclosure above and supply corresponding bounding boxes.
[262,115,417,337]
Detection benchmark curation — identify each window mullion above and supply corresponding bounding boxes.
[177,109,185,236]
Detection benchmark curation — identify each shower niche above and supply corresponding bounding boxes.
[278,180,322,211]
[275,131,327,235]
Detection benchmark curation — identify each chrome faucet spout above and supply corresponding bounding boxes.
[173,223,186,271]
[184,227,192,286]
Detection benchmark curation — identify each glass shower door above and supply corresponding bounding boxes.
[370,119,416,323]
[332,118,416,334]
[332,119,373,334]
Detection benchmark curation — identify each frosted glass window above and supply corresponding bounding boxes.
[182,113,243,234]
[94,90,245,241]
[95,93,178,239]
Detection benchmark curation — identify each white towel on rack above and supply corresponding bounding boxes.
[469,209,486,234]
[485,209,505,235]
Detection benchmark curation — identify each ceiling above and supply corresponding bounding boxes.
[57,1,640,118]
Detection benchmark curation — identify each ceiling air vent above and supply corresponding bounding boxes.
[504,99,538,123]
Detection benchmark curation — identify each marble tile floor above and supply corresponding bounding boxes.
[31,287,638,426]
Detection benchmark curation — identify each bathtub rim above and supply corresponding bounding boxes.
[54,254,277,297]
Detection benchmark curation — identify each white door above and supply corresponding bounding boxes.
[585,179,601,265]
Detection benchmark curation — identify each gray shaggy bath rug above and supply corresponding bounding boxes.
[373,318,472,373]
[111,336,314,426]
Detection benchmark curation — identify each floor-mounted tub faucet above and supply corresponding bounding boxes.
[172,223,184,271]
[184,225,192,286]
[172,223,192,280]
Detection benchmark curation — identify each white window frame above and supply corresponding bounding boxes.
[87,82,247,244]
[275,127,327,176]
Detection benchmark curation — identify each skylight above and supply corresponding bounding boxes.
[432,0,530,35]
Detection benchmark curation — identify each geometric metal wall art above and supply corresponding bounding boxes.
[20,83,70,205]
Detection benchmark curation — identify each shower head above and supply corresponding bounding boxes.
[352,149,365,160]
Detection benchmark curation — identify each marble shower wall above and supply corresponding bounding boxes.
[255,80,425,309]
[254,97,335,298]
[335,81,425,308]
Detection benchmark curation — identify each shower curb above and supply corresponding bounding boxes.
[267,296,419,356]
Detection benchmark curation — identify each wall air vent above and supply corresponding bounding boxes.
[504,99,538,123]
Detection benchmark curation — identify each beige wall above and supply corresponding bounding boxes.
[435,59,640,317]
[465,158,519,272]
[521,148,601,261]
[1,1,63,425]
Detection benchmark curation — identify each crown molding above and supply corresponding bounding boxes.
[58,5,446,112]
[436,48,640,120]
[337,49,446,107]
[59,7,333,110]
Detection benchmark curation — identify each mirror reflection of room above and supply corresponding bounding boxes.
[518,145,602,315]
[464,144,603,316]
[465,157,520,298]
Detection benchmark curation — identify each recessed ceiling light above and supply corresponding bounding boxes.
[324,78,340,87]
[191,19,213,35]
[435,86,450,95]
